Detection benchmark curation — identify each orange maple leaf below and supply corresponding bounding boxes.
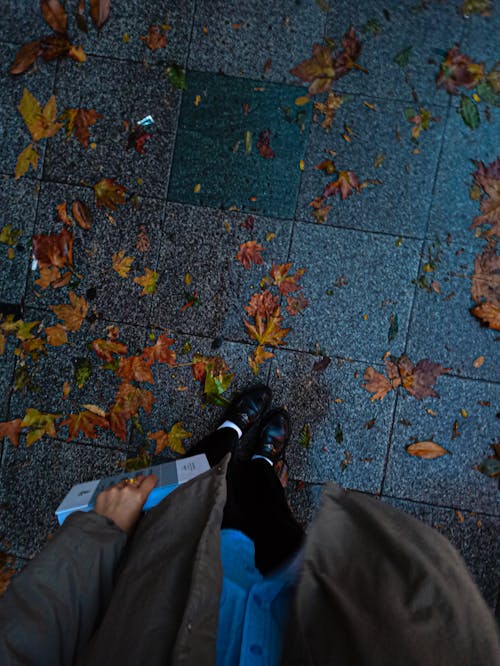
[470,301,500,331]
[0,418,23,447]
[235,240,265,269]
[45,323,68,346]
[50,291,88,331]
[244,290,279,318]
[61,107,102,148]
[61,410,109,442]
[362,367,393,401]
[134,268,158,295]
[93,177,128,210]
[262,263,305,294]
[107,403,128,441]
[91,338,128,363]
[140,25,168,51]
[141,333,176,366]
[117,356,154,383]
[114,381,155,418]
[248,344,274,374]
[244,308,290,347]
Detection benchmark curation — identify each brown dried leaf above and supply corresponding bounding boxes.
[40,0,68,35]
[362,366,393,401]
[9,41,41,75]
[406,441,449,459]
[90,0,111,28]
[470,301,500,330]
[235,240,264,269]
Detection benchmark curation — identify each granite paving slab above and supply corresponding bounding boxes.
[382,496,500,610]
[188,0,326,86]
[129,331,266,462]
[24,180,164,326]
[0,438,126,559]
[0,43,56,179]
[0,2,50,45]
[324,0,465,103]
[284,222,422,361]
[168,70,311,218]
[406,237,498,382]
[268,349,396,491]
[460,7,500,63]
[151,202,292,340]
[43,55,181,194]
[7,307,148,450]
[426,100,500,243]
[0,176,39,305]
[295,95,448,238]
[383,374,500,515]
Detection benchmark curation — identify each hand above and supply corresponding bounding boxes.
[94,473,158,535]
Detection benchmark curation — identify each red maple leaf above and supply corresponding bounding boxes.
[244,290,279,318]
[236,240,265,269]
[116,356,154,383]
[141,333,176,366]
[436,46,485,95]
[262,263,305,294]
[256,130,276,159]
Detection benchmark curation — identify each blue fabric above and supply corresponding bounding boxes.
[216,529,302,666]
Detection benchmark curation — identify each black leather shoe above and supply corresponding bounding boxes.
[254,407,290,464]
[224,384,272,433]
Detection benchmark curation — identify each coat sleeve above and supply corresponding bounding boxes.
[0,511,128,666]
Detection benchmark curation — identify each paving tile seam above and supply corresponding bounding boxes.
[402,97,451,359]
[293,217,427,242]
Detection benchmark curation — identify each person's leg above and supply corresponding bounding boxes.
[222,458,304,575]
[188,426,239,467]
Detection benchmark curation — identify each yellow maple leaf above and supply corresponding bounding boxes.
[112,249,134,278]
[134,268,158,296]
[15,143,39,179]
[20,408,60,446]
[45,324,68,346]
[148,421,192,455]
[17,88,62,142]
[50,291,88,331]
[244,308,290,347]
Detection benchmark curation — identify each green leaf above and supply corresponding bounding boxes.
[74,357,92,389]
[299,423,311,448]
[120,447,153,472]
[393,46,412,67]
[335,423,343,444]
[166,64,187,90]
[476,80,500,107]
[459,94,480,129]
[204,369,234,406]
[0,224,22,246]
[388,313,399,343]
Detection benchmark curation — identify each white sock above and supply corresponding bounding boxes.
[218,420,243,439]
[251,454,273,466]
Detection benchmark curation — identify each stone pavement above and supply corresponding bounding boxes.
[0,0,499,613]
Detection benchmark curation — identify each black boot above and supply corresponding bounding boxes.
[253,407,290,464]
[224,384,272,434]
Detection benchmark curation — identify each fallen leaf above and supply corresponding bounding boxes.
[0,418,23,447]
[256,130,275,159]
[313,90,343,131]
[15,143,39,179]
[248,344,274,374]
[72,199,92,230]
[17,88,62,142]
[436,46,484,95]
[93,178,127,210]
[323,170,361,200]
[290,43,335,95]
[459,94,480,130]
[362,366,393,401]
[140,25,168,51]
[9,41,42,75]
[40,0,68,35]
[134,268,158,296]
[244,291,279,318]
[470,245,500,304]
[114,381,155,418]
[166,63,187,90]
[61,410,108,441]
[91,338,127,363]
[470,168,500,236]
[117,355,154,383]
[45,324,68,346]
[112,249,134,277]
[32,226,73,269]
[299,423,312,448]
[312,355,331,372]
[364,418,376,430]
[90,0,111,28]
[20,408,60,446]
[470,301,500,330]
[244,308,290,347]
[74,357,92,388]
[50,291,88,331]
[62,381,71,399]
[261,263,305,294]
[236,240,264,269]
[148,422,192,455]
[61,108,102,148]
[473,355,485,368]
[136,225,150,252]
[397,354,450,400]
[406,441,449,460]
[141,333,176,366]
[285,293,308,315]
[455,509,465,523]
